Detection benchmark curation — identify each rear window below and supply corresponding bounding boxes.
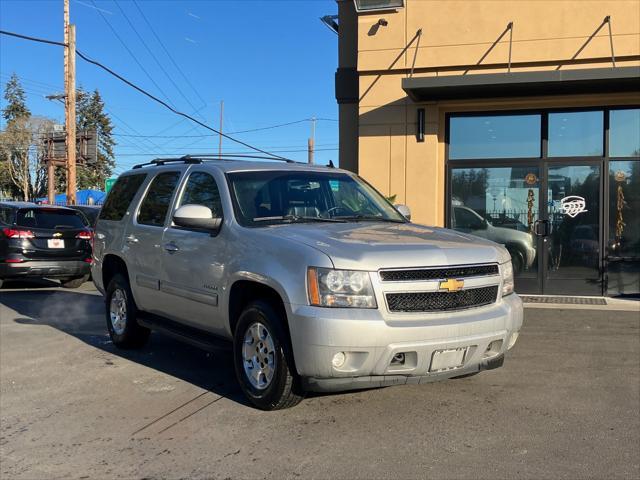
[99,174,147,221]
[16,209,86,230]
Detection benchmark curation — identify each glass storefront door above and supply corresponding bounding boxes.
[543,163,602,295]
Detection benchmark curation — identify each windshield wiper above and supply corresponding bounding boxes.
[253,215,347,223]
[337,215,405,223]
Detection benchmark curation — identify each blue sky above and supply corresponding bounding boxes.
[0,0,339,174]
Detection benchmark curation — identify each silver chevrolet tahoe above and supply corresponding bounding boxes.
[92,157,523,410]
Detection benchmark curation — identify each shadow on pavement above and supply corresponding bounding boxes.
[2,288,249,407]
[1,278,62,289]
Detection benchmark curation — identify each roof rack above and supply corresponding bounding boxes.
[131,153,301,169]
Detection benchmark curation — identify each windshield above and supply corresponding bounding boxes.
[227,171,406,226]
[16,208,86,230]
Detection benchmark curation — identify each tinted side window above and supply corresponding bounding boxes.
[100,174,147,221]
[0,208,13,224]
[179,172,223,216]
[137,172,181,226]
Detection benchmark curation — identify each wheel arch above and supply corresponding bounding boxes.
[102,254,130,291]
[228,279,290,337]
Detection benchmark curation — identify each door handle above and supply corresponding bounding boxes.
[164,242,179,253]
[125,235,139,244]
[533,220,549,237]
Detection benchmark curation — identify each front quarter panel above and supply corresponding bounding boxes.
[220,226,334,337]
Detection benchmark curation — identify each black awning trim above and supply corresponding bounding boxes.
[402,66,640,102]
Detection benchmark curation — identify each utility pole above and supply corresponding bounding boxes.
[307,116,316,165]
[64,0,77,205]
[47,160,55,205]
[218,100,224,158]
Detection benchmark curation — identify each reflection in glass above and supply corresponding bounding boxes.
[607,160,640,295]
[547,165,600,282]
[450,167,538,278]
[449,114,541,159]
[548,110,603,157]
[610,109,640,158]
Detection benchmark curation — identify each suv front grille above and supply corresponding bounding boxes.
[386,286,499,313]
[380,264,499,282]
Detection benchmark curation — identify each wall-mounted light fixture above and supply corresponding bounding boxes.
[354,0,404,13]
[416,108,425,142]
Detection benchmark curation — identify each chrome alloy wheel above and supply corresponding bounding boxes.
[242,322,276,390]
[109,288,127,335]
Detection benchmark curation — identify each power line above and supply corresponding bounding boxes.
[131,0,208,107]
[114,148,339,157]
[89,0,177,109]
[108,118,338,138]
[112,0,206,120]
[0,29,290,161]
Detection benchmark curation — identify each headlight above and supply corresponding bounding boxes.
[501,260,514,296]
[307,267,377,308]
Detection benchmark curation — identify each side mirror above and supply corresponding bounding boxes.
[395,204,411,221]
[173,204,222,233]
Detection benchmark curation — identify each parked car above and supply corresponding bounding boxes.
[0,202,93,288]
[68,205,102,228]
[91,158,523,410]
[451,205,536,273]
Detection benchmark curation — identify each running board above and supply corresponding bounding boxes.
[138,312,232,352]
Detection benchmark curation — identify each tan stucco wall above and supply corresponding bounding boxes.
[350,0,640,226]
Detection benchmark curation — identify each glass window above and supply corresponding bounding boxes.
[610,109,640,158]
[16,208,86,229]
[450,167,538,278]
[449,114,541,159]
[0,208,13,224]
[99,174,146,221]
[548,110,603,157]
[137,172,181,226]
[228,171,405,227]
[179,172,223,217]
[609,160,640,257]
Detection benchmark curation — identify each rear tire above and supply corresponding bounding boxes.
[105,273,150,349]
[233,300,304,410]
[60,275,89,289]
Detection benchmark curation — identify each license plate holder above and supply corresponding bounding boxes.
[47,239,65,249]
[430,347,467,372]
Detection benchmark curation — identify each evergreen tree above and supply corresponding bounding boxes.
[0,73,33,200]
[2,73,30,123]
[75,89,116,190]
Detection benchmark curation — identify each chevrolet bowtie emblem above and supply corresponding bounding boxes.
[53,232,63,238]
[439,278,464,292]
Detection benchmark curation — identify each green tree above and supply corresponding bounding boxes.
[2,73,30,123]
[0,73,35,200]
[75,89,115,190]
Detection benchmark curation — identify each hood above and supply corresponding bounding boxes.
[265,222,509,270]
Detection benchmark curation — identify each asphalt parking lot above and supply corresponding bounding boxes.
[0,280,638,480]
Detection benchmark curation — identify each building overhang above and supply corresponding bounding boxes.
[401,66,640,102]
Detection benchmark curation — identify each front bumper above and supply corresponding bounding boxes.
[0,260,90,279]
[288,293,523,392]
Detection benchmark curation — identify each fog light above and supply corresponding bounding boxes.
[390,353,405,365]
[332,352,346,368]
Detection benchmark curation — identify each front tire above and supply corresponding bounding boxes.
[105,273,150,349]
[233,301,303,410]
